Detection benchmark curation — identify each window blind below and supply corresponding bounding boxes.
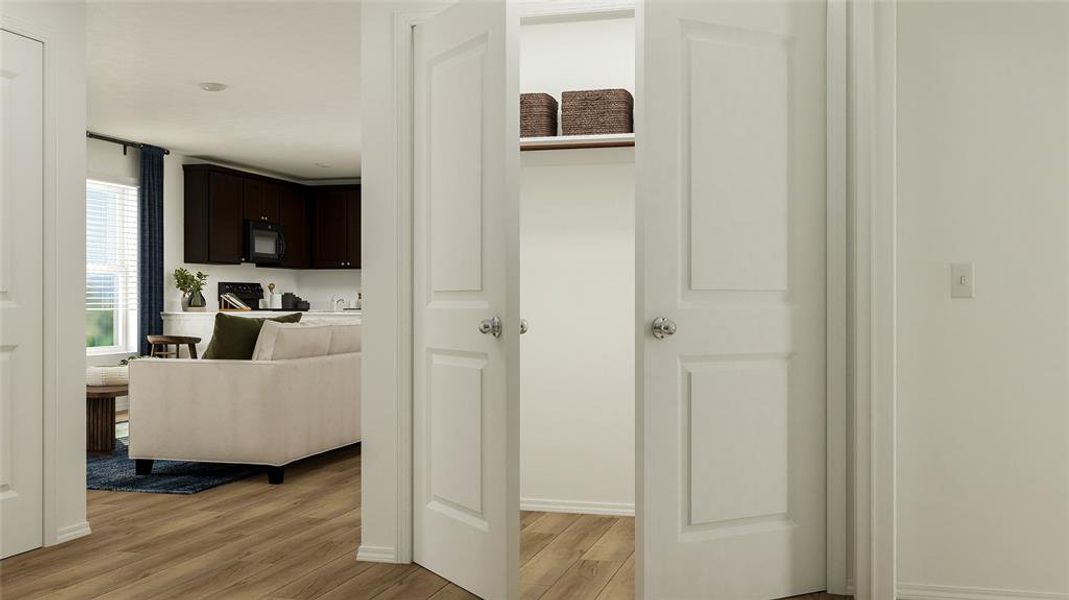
[86,179,139,352]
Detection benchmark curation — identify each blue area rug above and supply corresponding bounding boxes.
[87,437,260,495]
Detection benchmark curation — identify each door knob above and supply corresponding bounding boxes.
[478,316,502,337]
[651,316,677,339]
[520,319,529,335]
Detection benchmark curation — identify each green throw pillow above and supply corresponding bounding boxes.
[202,312,303,360]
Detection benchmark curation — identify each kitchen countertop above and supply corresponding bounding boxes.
[161,310,362,318]
[161,310,361,353]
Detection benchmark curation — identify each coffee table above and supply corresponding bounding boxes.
[86,384,127,452]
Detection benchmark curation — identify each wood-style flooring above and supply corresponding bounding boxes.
[0,445,846,599]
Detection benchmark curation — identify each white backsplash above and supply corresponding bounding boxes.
[164,263,361,312]
[282,268,362,310]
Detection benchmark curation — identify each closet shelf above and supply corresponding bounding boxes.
[520,133,635,152]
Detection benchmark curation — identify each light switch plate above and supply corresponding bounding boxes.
[951,263,974,298]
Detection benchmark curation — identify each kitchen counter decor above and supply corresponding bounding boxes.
[173,267,208,312]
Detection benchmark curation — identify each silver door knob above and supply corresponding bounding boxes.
[479,316,502,337]
[651,316,677,339]
[520,319,529,335]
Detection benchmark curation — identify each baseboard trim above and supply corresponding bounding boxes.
[898,583,1069,600]
[357,545,399,563]
[52,521,92,545]
[521,498,634,517]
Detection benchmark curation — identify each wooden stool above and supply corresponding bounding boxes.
[86,384,127,453]
[147,335,201,359]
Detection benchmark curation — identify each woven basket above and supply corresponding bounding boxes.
[521,93,558,138]
[561,88,634,135]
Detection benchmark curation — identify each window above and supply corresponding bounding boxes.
[86,179,138,354]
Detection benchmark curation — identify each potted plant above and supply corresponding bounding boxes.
[173,267,209,312]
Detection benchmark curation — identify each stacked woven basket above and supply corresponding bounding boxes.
[520,88,634,137]
[561,89,633,135]
[520,93,558,137]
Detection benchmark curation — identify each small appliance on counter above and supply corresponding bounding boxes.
[281,292,310,311]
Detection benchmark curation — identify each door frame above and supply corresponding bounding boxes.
[847,1,898,597]
[374,1,896,597]
[1,12,91,549]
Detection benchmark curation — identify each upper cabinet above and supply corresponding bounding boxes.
[346,187,361,269]
[312,185,361,269]
[184,165,244,264]
[277,184,310,269]
[183,163,355,270]
[242,178,280,223]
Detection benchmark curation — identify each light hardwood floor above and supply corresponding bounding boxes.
[0,445,846,599]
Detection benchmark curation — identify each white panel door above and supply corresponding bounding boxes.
[0,29,45,560]
[412,2,520,599]
[638,1,826,598]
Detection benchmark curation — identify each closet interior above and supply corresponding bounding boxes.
[518,8,637,585]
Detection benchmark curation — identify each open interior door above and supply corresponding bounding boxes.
[0,29,45,560]
[637,1,827,598]
[412,2,520,599]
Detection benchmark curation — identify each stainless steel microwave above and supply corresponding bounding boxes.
[245,220,285,264]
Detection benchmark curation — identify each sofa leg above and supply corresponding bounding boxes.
[135,459,154,475]
[267,466,285,485]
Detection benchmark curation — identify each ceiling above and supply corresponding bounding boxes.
[87,1,361,180]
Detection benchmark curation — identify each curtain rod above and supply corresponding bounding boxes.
[86,131,171,156]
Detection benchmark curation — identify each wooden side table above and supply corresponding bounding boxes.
[86,384,127,453]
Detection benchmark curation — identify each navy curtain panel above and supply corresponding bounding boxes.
[138,145,165,356]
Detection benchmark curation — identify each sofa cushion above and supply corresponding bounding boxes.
[328,323,362,355]
[252,321,332,361]
[202,312,303,360]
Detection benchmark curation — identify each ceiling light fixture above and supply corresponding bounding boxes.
[198,82,228,92]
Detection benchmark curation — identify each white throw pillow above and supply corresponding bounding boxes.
[252,321,332,360]
[86,365,130,386]
[328,323,362,355]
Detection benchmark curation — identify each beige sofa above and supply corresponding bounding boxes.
[128,321,361,484]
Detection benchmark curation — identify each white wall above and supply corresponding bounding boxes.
[520,14,634,119]
[520,149,634,513]
[3,0,90,545]
[896,3,1069,596]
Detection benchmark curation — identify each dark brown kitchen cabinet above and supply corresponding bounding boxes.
[184,164,358,270]
[346,187,361,268]
[242,178,279,223]
[184,165,244,264]
[277,184,310,268]
[313,185,360,269]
